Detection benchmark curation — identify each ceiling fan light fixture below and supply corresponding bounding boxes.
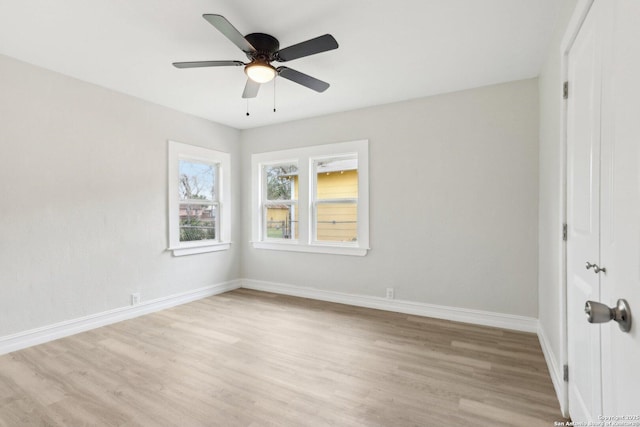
[245,61,276,83]
[173,15,337,98]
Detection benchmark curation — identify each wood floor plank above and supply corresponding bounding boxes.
[0,289,567,426]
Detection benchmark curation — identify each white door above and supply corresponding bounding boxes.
[599,0,640,416]
[567,0,640,420]
[566,0,604,421]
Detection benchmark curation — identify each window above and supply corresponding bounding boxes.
[179,160,218,242]
[252,140,369,256]
[263,163,298,240]
[312,156,358,244]
[168,141,231,256]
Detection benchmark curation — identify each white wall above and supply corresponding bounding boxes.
[0,52,542,341]
[241,79,540,318]
[0,54,241,337]
[537,0,579,408]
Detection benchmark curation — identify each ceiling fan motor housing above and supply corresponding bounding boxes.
[245,33,280,62]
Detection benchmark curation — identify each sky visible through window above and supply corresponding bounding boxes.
[179,160,216,201]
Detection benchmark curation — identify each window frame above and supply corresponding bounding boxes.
[168,140,231,256]
[251,140,369,256]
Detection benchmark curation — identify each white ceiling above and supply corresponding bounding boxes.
[0,1,561,130]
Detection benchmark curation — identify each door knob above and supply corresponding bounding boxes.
[585,261,606,273]
[584,299,632,332]
[593,265,606,274]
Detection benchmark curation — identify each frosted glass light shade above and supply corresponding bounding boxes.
[245,62,276,83]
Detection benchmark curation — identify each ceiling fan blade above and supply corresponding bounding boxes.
[173,60,244,69]
[242,79,260,98]
[203,14,256,54]
[276,34,338,62]
[277,67,330,92]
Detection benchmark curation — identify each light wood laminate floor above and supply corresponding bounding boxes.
[0,289,566,426]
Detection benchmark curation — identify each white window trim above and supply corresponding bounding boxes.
[168,140,231,256]
[251,140,369,256]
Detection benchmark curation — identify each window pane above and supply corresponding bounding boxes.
[265,164,298,201]
[265,205,298,240]
[179,203,217,241]
[316,203,357,242]
[315,158,358,200]
[179,160,217,201]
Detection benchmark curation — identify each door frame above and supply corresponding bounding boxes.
[560,0,596,418]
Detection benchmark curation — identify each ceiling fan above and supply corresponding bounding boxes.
[173,14,339,99]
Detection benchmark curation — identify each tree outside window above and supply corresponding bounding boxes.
[179,160,218,242]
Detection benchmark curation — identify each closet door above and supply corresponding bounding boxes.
[567,0,640,419]
[599,0,640,415]
[566,0,604,422]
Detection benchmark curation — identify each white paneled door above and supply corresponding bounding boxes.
[566,0,640,421]
[566,0,604,420]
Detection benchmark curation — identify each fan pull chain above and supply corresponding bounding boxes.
[273,77,277,113]
[246,99,250,116]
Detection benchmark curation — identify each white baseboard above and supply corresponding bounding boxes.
[0,279,241,355]
[538,324,567,416]
[3,278,561,414]
[1,278,542,360]
[241,279,538,333]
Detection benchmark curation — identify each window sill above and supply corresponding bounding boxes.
[252,241,368,257]
[168,242,231,257]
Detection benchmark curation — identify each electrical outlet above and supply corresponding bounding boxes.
[131,292,141,306]
[386,288,394,299]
